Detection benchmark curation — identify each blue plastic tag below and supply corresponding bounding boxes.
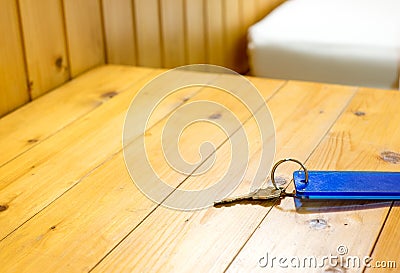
[293,171,400,200]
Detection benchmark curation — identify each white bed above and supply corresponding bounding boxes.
[248,0,400,89]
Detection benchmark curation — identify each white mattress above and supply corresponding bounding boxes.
[248,0,400,89]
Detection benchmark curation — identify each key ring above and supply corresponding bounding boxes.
[271,158,309,190]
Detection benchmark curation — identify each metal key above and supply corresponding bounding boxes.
[214,187,285,206]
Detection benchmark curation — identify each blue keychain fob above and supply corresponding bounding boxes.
[293,171,400,200]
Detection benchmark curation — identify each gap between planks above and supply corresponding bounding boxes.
[0,69,222,241]
[90,82,357,272]
[0,71,283,270]
[0,66,157,168]
[223,87,358,272]
[89,78,288,271]
[226,88,400,273]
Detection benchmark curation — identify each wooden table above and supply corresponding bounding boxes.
[1,65,399,272]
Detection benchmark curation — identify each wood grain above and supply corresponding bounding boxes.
[19,0,70,98]
[0,69,213,242]
[0,153,157,273]
[102,0,136,65]
[362,89,400,273]
[223,0,243,71]
[0,0,29,117]
[92,82,356,272]
[0,66,154,168]
[0,69,164,239]
[123,75,284,194]
[134,0,163,67]
[185,0,207,64]
[160,0,186,68]
[99,0,281,71]
[63,0,105,77]
[0,74,283,272]
[4,69,398,272]
[229,88,400,273]
[1,0,281,114]
[366,203,400,272]
[205,0,225,66]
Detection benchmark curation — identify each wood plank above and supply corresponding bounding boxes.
[0,0,29,117]
[92,82,356,272]
[102,0,136,65]
[229,88,400,272]
[0,66,153,168]
[0,76,284,272]
[123,75,284,194]
[134,0,163,67]
[63,0,105,77]
[362,90,400,273]
[366,203,400,272]
[0,153,156,273]
[160,0,186,68]
[223,0,247,73]
[242,0,258,29]
[0,70,214,241]
[185,0,206,64]
[205,0,224,66]
[19,0,70,98]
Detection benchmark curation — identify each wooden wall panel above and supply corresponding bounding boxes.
[185,0,207,64]
[101,0,284,72]
[134,0,163,67]
[102,0,136,65]
[241,0,267,73]
[0,0,29,117]
[205,0,225,66]
[19,0,70,99]
[223,0,247,73]
[101,0,283,72]
[63,0,105,77]
[160,0,186,68]
[0,0,282,117]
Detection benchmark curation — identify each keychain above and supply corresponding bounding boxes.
[214,158,400,206]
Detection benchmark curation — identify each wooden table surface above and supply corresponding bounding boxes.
[1,65,399,273]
